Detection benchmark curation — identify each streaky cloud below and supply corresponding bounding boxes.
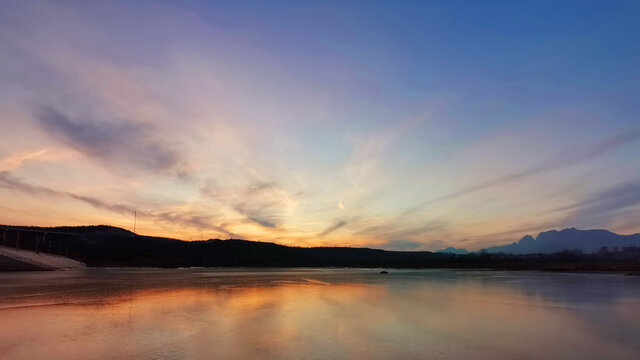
[35,106,181,173]
[318,220,348,237]
[202,180,297,229]
[0,170,132,214]
[153,211,233,236]
[354,219,447,240]
[0,171,232,235]
[559,180,640,227]
[235,182,280,228]
[403,129,640,215]
[246,216,276,229]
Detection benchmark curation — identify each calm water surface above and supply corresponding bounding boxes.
[0,268,639,360]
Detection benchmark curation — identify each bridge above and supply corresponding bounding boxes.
[0,226,85,271]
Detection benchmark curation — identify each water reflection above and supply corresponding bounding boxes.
[0,269,639,360]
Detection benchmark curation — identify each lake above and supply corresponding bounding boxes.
[0,268,639,360]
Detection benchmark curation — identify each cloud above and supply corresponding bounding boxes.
[0,149,54,171]
[245,216,276,229]
[354,219,448,240]
[318,220,348,237]
[35,106,181,172]
[202,181,298,229]
[404,129,640,214]
[378,239,424,251]
[153,211,233,236]
[232,183,281,229]
[559,180,640,227]
[0,170,132,214]
[0,170,233,234]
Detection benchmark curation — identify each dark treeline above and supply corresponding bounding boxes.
[2,225,640,271]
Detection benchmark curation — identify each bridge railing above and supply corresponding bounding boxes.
[1,227,84,258]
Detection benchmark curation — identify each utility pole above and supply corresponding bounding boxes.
[133,211,137,234]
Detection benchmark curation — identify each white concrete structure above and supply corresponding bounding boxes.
[0,245,85,270]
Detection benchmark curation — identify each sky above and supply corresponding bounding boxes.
[0,0,639,251]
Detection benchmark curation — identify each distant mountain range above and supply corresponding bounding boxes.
[437,228,640,255]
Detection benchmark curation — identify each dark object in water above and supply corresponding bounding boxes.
[379,270,389,274]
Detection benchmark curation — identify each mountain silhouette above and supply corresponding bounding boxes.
[435,247,469,255]
[486,228,640,254]
[437,228,640,254]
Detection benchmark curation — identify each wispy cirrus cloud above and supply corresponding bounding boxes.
[0,170,132,214]
[153,211,233,236]
[0,148,76,171]
[354,219,448,240]
[201,180,299,230]
[318,220,348,237]
[35,106,181,173]
[403,129,640,215]
[558,180,640,228]
[232,182,280,228]
[0,170,233,235]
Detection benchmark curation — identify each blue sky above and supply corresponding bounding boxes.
[0,0,639,250]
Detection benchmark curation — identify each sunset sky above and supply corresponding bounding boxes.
[1,0,639,251]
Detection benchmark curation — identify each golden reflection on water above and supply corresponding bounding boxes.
[0,270,639,360]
